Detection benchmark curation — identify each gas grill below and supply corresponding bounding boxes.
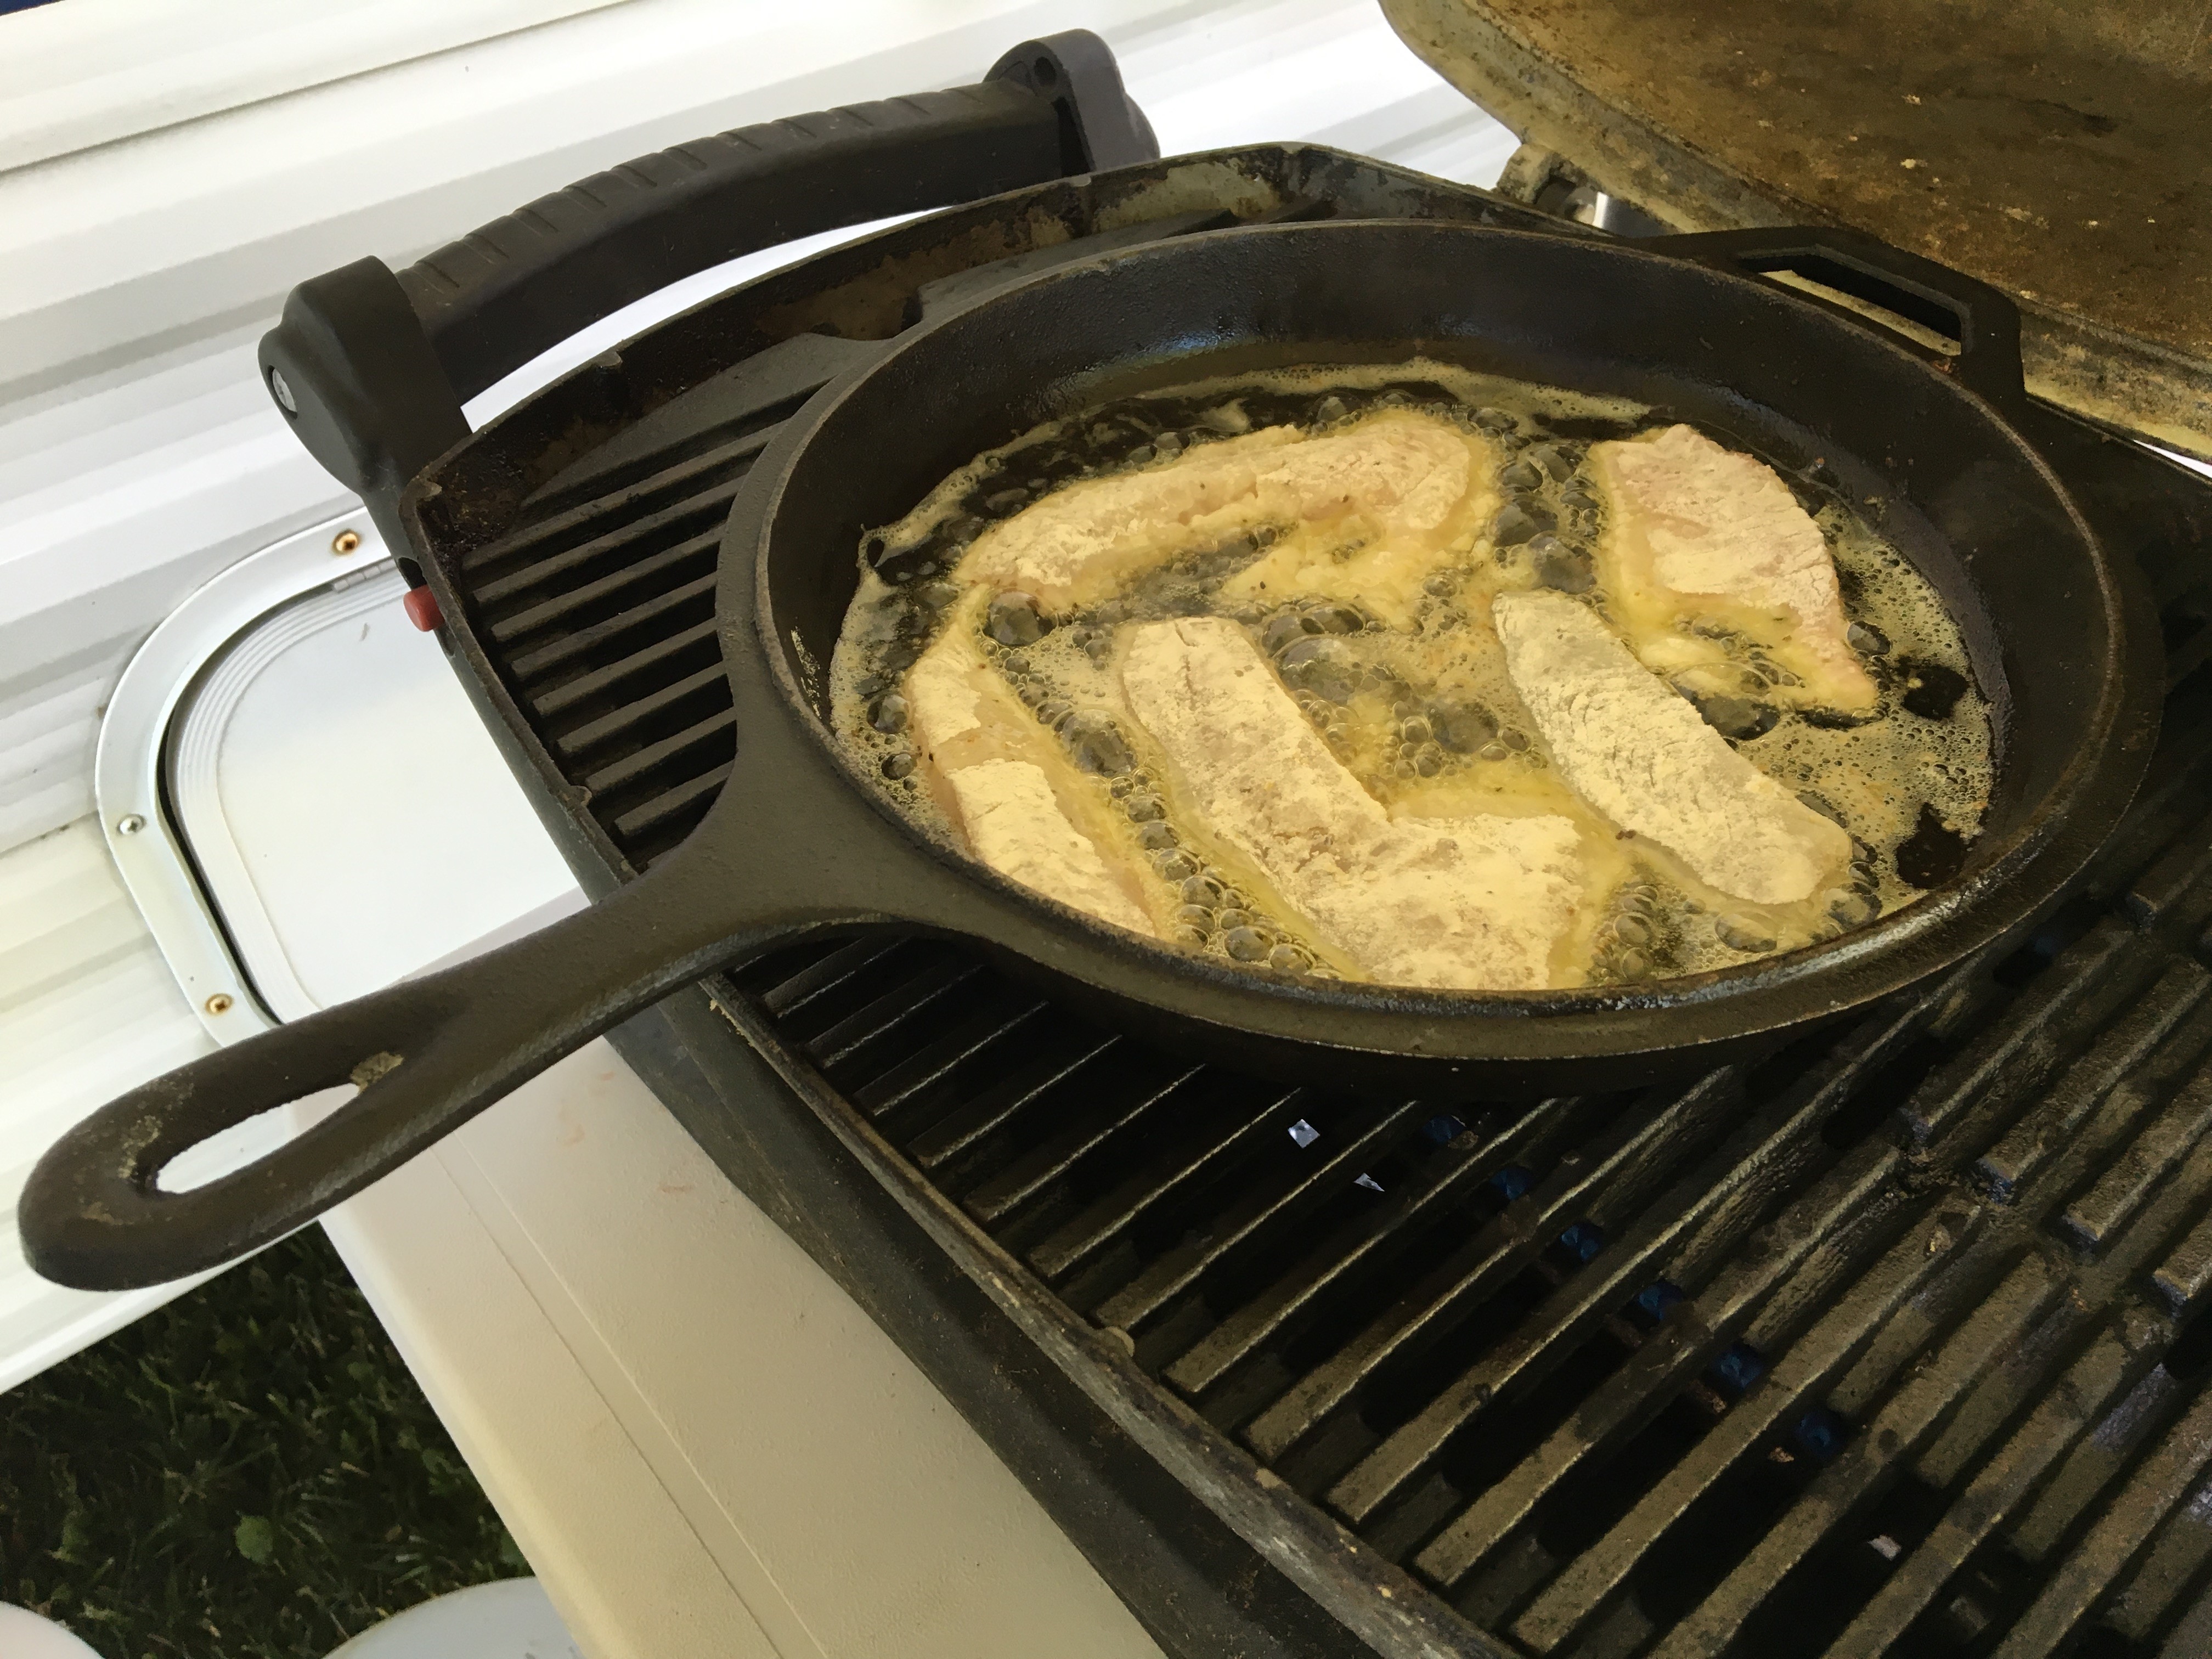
[380,109,2212,1659]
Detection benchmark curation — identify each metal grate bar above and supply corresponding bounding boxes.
[770,941,964,1043]
[1919,1167,2212,1496]
[2013,1365,2193,1565]
[1509,1199,1966,1652]
[2063,1058,2212,1249]
[471,488,732,613]
[1532,995,2212,1653]
[1903,918,2155,1147]
[582,708,733,798]
[1027,1082,1314,1285]
[1410,1142,1905,1592]
[1162,1093,1603,1402]
[756,938,906,1019]
[2084,710,2212,895]
[2128,802,2212,930]
[530,616,719,722]
[904,1032,1122,1172]
[2153,1207,2212,1314]
[1833,991,2212,1430]
[962,1060,1208,1230]
[610,759,730,852]
[2100,1471,2212,1644]
[1987,1383,2212,1658]
[1830,1133,2212,1649]
[1823,1314,2168,1656]
[802,955,991,1082]
[459,436,765,578]
[1644,1255,2062,1659]
[488,531,723,650]
[853,993,1055,1122]
[506,570,717,688]
[1320,990,1946,1529]
[1241,1073,1747,1463]
[2159,1587,2212,1659]
[551,661,725,764]
[1093,1097,1437,1339]
[1971,960,2211,1200]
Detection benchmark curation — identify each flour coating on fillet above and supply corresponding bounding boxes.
[956,412,1474,613]
[1492,591,1851,905]
[1589,424,1876,709]
[1121,616,1583,990]
[944,760,1155,936]
[905,622,1156,936]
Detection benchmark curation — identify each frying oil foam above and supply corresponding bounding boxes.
[829,359,1993,990]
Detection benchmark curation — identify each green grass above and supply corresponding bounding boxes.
[1,1227,521,1657]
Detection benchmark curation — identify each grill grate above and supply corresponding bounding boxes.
[702,706,2212,1657]
[431,154,2212,1657]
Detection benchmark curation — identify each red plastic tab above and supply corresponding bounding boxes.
[402,586,444,633]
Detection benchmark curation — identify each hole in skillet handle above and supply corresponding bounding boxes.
[149,1052,400,1195]
[154,1080,364,1194]
[1645,226,2025,407]
[12,967,477,1293]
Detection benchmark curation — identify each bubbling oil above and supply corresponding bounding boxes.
[830,360,1994,989]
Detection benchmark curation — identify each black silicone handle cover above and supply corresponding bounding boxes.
[257,31,1155,518]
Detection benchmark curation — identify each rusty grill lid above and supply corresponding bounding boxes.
[1383,0,2212,458]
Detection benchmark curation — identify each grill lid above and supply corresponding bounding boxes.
[1383,0,2212,460]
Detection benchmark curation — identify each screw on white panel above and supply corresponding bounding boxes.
[332,530,361,556]
[205,994,235,1015]
[116,814,146,835]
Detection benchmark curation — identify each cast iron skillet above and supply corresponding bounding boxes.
[21,215,2160,1290]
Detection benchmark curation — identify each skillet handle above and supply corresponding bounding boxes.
[1647,225,2025,407]
[15,828,870,1293]
[255,31,1155,518]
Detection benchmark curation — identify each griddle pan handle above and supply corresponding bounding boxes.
[15,819,886,1292]
[256,32,1155,514]
[1648,225,2025,407]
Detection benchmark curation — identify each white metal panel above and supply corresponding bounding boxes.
[0,0,637,172]
[0,820,218,1393]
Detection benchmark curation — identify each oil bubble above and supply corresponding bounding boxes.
[1432,702,1498,753]
[1529,534,1595,592]
[1494,499,1556,546]
[1155,849,1199,883]
[1182,873,1227,907]
[1224,927,1272,962]
[1716,916,1778,953]
[1064,714,1135,775]
[987,592,1050,646]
